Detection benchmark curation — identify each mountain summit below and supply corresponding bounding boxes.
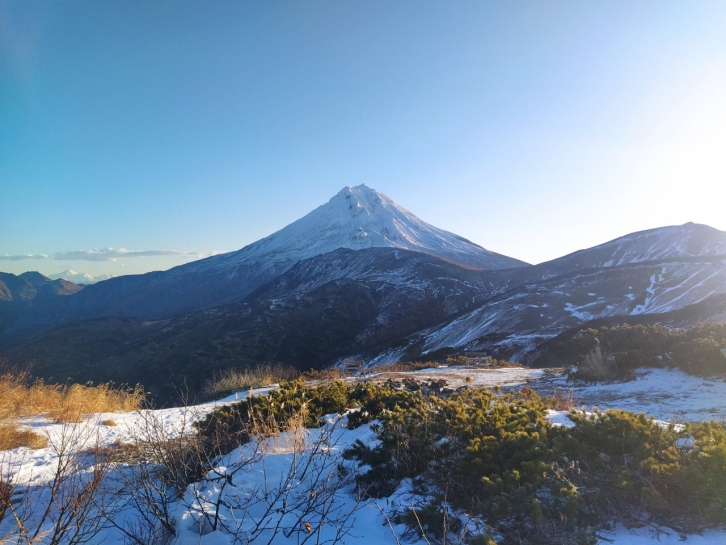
[193,184,527,272]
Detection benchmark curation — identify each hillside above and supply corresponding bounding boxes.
[3,248,496,401]
[374,222,726,363]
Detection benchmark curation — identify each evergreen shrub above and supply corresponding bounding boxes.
[197,380,726,544]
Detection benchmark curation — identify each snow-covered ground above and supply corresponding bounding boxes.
[539,367,726,422]
[4,368,726,544]
[373,365,545,389]
[1,397,420,545]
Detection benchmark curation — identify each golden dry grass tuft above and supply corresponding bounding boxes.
[0,372,145,423]
[579,345,615,381]
[0,423,48,450]
[201,364,300,400]
[102,419,117,427]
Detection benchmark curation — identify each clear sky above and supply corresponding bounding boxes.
[2,1,725,278]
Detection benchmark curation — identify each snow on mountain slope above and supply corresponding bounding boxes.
[185,184,527,273]
[539,222,726,274]
[413,258,726,360]
[371,224,726,364]
[0,186,527,335]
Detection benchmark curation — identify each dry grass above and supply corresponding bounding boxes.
[102,419,117,427]
[0,423,48,450]
[201,364,300,400]
[0,372,145,423]
[579,345,614,381]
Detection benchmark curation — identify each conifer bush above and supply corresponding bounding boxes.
[549,323,726,380]
[198,379,726,544]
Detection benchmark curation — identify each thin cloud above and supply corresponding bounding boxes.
[191,250,224,259]
[1,248,221,262]
[52,248,190,261]
[0,253,49,261]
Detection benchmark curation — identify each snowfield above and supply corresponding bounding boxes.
[4,368,726,544]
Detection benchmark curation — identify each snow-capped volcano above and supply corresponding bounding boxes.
[192,184,527,272]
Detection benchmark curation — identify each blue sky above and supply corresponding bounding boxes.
[1,1,725,277]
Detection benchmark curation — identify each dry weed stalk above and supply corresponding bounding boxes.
[183,412,362,544]
[581,344,614,381]
[551,388,576,411]
[107,395,363,545]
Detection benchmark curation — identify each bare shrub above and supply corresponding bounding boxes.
[201,363,300,400]
[182,412,362,544]
[0,424,48,451]
[106,392,363,545]
[550,388,576,411]
[105,405,204,545]
[0,423,111,544]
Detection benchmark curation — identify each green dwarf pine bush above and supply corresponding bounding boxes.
[197,379,726,544]
[558,324,726,380]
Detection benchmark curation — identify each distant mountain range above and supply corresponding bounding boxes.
[2,185,725,402]
[48,270,114,285]
[0,271,84,302]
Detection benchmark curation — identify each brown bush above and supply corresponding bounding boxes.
[550,388,576,411]
[300,367,346,381]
